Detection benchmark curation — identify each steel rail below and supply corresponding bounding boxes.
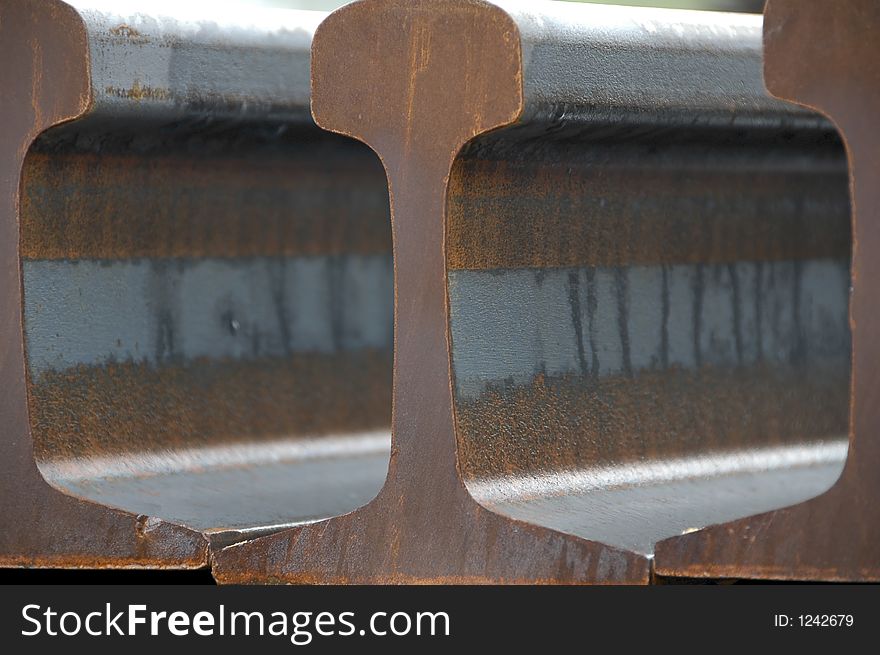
[214,0,852,583]
[655,0,880,582]
[1,0,204,570]
[1,0,393,569]
[2,0,864,582]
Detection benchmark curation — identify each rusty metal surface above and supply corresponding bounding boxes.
[22,132,394,541]
[444,1,852,571]
[0,0,207,569]
[654,0,880,582]
[447,146,848,271]
[5,0,864,581]
[213,0,651,585]
[3,0,395,567]
[213,0,856,584]
[21,142,390,260]
[449,127,850,553]
[442,1,851,573]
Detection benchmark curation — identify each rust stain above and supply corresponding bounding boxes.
[21,144,391,260]
[104,81,171,101]
[447,152,850,270]
[456,364,849,481]
[109,23,148,43]
[29,351,392,464]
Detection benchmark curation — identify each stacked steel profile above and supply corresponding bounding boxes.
[0,0,875,582]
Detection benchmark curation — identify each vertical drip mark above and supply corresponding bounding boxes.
[615,267,632,377]
[692,264,704,369]
[157,311,175,363]
[567,269,589,376]
[661,265,670,370]
[532,270,547,375]
[755,261,764,361]
[328,255,344,352]
[268,258,292,356]
[151,260,177,363]
[792,259,805,365]
[728,263,743,366]
[769,263,783,358]
[585,267,600,379]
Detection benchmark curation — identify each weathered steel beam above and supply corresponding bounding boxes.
[654,0,879,582]
[0,0,206,569]
[215,0,649,585]
[4,0,860,582]
[2,0,393,568]
[214,0,851,583]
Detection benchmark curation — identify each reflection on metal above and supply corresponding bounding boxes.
[24,257,392,372]
[213,0,852,584]
[449,260,849,396]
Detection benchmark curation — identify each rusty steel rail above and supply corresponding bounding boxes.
[2,0,870,583]
[1,0,393,569]
[654,0,880,582]
[213,0,854,584]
